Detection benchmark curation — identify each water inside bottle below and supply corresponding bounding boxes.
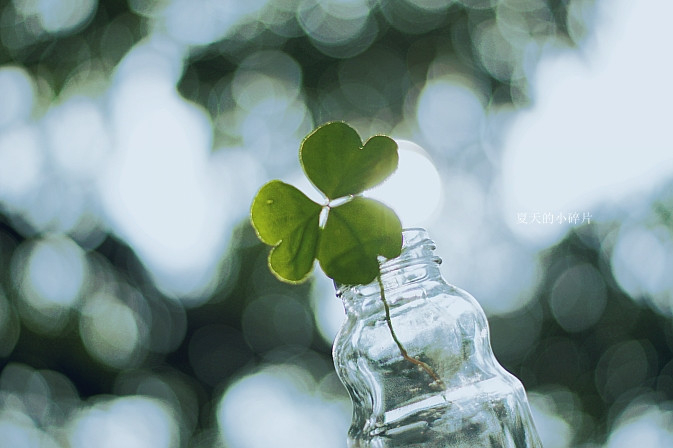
[351,376,535,448]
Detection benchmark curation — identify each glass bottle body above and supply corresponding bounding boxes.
[332,229,542,447]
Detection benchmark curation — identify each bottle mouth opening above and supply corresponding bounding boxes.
[335,228,441,295]
[379,228,441,274]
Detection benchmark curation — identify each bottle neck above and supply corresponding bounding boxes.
[336,228,443,315]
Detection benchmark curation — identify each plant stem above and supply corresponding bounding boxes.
[377,275,445,388]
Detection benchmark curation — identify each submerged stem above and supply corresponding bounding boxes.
[377,275,445,388]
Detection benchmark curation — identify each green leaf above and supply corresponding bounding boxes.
[300,122,399,200]
[318,197,402,285]
[268,219,320,283]
[250,180,322,283]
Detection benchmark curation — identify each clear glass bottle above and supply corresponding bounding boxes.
[332,228,543,447]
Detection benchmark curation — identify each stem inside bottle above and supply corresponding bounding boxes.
[376,274,445,389]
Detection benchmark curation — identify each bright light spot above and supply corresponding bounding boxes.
[310,271,345,345]
[113,38,185,88]
[367,140,442,227]
[0,414,60,448]
[44,96,111,178]
[101,43,229,298]
[432,171,486,249]
[417,78,485,153]
[231,51,311,175]
[495,0,554,49]
[10,235,88,333]
[415,167,541,316]
[217,365,348,448]
[234,72,292,112]
[15,0,97,34]
[610,225,673,314]
[209,148,267,224]
[566,0,597,44]
[445,239,537,316]
[69,396,179,448]
[22,235,88,308]
[0,66,35,128]
[431,172,538,317]
[473,19,522,82]
[15,174,90,235]
[239,98,311,175]
[528,392,573,448]
[297,0,372,49]
[0,125,43,206]
[232,51,302,110]
[501,0,673,246]
[79,293,143,369]
[0,364,76,448]
[162,0,270,46]
[0,364,83,442]
[606,402,673,448]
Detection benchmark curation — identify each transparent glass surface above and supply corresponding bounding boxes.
[333,229,543,447]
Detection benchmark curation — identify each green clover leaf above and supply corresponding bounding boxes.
[300,121,399,199]
[250,180,322,283]
[318,197,402,285]
[250,122,402,285]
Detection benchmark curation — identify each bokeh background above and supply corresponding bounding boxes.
[1,0,673,446]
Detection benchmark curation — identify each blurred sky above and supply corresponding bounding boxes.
[1,0,673,447]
